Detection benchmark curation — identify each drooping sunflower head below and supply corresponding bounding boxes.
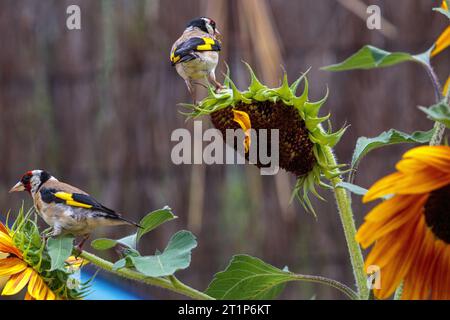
[356,146,450,299]
[184,63,346,213]
[0,208,89,300]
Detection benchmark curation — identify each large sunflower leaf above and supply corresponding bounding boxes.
[128,230,197,277]
[205,255,294,300]
[321,45,429,71]
[47,235,74,271]
[351,128,435,169]
[419,101,450,128]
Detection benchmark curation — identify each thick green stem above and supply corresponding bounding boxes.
[424,63,447,146]
[429,84,449,146]
[430,121,446,146]
[323,146,369,299]
[79,251,214,300]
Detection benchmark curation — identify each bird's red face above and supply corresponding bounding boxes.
[9,170,52,194]
[9,171,34,193]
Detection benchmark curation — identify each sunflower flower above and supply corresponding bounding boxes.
[356,146,450,299]
[0,221,56,300]
[0,209,90,300]
[185,63,346,213]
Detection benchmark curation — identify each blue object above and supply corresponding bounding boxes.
[80,270,147,300]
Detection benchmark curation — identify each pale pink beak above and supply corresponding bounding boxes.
[9,181,25,193]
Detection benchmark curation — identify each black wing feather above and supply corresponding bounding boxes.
[171,37,221,66]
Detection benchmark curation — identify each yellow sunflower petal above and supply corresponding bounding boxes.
[363,172,403,202]
[24,292,35,300]
[232,109,251,153]
[0,230,22,258]
[364,168,450,202]
[44,288,56,300]
[356,195,426,248]
[0,258,28,276]
[0,222,10,237]
[431,25,450,57]
[27,271,57,300]
[28,270,46,300]
[372,216,423,299]
[403,146,450,173]
[2,267,33,296]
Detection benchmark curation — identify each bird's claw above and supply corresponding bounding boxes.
[214,85,226,93]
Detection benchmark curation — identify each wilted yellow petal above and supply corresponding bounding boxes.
[443,76,450,96]
[232,110,252,153]
[2,267,33,296]
[432,25,450,57]
[65,256,88,270]
[0,258,28,276]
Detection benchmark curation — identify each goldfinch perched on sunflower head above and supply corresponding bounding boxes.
[170,17,223,103]
[9,170,141,249]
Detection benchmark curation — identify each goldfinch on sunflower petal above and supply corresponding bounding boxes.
[9,170,140,248]
[170,17,223,103]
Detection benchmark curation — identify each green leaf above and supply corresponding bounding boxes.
[351,128,435,168]
[47,235,74,271]
[137,206,177,242]
[205,255,295,300]
[90,238,117,250]
[336,182,368,196]
[321,45,428,71]
[419,101,450,128]
[128,230,197,277]
[91,234,138,250]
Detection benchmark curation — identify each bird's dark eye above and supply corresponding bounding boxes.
[21,174,31,184]
[210,20,216,28]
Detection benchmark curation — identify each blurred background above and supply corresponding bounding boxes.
[0,0,448,299]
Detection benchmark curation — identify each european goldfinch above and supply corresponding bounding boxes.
[170,17,223,103]
[9,170,140,248]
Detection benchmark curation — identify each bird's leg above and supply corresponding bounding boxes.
[41,225,61,243]
[41,227,53,244]
[208,72,225,93]
[185,79,197,105]
[74,234,90,257]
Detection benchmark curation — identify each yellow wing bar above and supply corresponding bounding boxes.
[54,192,93,209]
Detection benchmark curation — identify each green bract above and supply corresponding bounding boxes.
[184,63,347,214]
